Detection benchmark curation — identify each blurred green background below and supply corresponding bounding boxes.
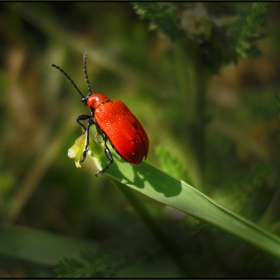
[0,2,279,277]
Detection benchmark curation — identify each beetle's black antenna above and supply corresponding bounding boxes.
[83,53,92,96]
[51,63,85,99]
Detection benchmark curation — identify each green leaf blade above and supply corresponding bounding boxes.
[92,154,280,259]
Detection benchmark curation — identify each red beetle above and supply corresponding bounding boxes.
[52,53,149,176]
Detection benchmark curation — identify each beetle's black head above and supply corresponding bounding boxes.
[81,96,88,105]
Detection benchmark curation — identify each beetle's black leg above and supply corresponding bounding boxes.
[76,114,92,132]
[76,114,113,175]
[81,118,95,162]
[95,136,114,177]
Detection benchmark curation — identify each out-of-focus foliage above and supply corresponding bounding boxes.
[55,225,162,278]
[132,2,183,41]
[133,2,268,72]
[0,2,279,278]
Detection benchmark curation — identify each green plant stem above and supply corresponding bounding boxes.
[193,65,209,191]
[173,40,210,190]
[110,178,191,277]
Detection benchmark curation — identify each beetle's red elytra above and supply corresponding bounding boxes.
[51,53,149,176]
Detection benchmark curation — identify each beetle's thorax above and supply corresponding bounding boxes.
[87,93,111,109]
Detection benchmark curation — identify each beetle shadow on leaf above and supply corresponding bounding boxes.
[107,156,182,198]
[105,157,146,189]
[137,162,182,198]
